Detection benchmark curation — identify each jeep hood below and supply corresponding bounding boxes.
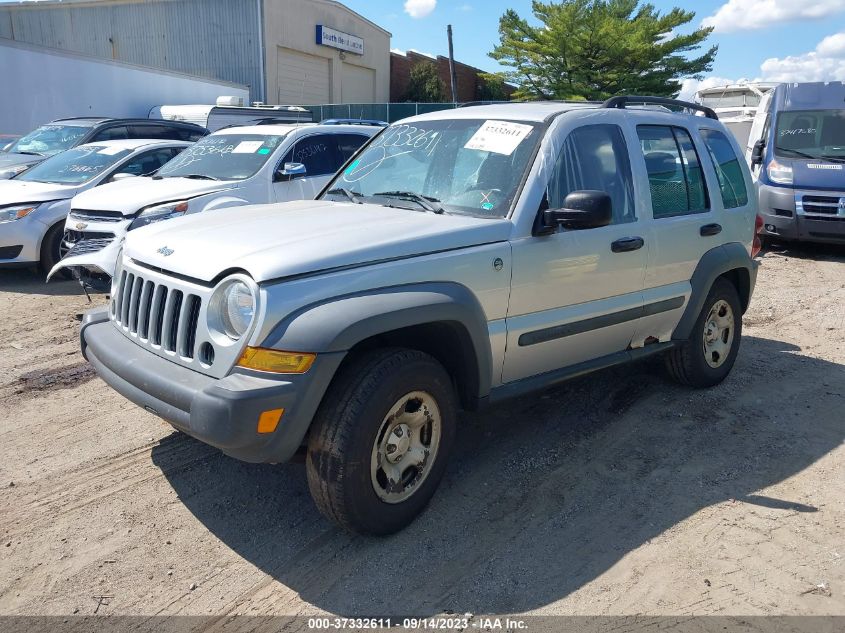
[0,179,79,204]
[124,200,512,283]
[71,177,239,215]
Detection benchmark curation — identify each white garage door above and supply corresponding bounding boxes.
[341,62,376,103]
[276,47,331,104]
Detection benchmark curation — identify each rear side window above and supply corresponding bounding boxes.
[547,124,636,224]
[128,124,205,142]
[334,134,370,162]
[637,125,708,218]
[92,126,130,142]
[700,129,748,208]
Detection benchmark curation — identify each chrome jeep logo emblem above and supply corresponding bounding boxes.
[75,222,88,230]
[157,246,174,257]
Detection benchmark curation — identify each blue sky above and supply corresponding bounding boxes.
[344,0,845,96]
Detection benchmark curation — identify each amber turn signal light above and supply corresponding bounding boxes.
[237,347,315,374]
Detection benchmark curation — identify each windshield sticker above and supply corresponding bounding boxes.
[344,159,360,174]
[257,148,271,155]
[780,128,817,137]
[232,141,265,154]
[98,146,126,155]
[464,120,533,155]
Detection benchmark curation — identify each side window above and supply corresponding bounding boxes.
[701,129,749,209]
[334,134,370,162]
[92,126,129,142]
[281,135,339,176]
[637,125,708,218]
[547,124,636,224]
[114,149,177,177]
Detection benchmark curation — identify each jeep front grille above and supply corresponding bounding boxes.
[113,270,202,359]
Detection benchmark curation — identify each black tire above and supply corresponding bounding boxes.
[666,277,742,388]
[306,348,457,536]
[39,223,71,279]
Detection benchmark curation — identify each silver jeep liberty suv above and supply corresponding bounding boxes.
[81,97,760,535]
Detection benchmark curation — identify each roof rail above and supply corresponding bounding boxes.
[601,96,718,119]
[319,118,388,126]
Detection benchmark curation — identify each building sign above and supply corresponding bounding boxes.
[316,25,364,55]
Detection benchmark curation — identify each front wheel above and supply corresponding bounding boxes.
[306,349,457,535]
[39,223,72,279]
[666,278,742,388]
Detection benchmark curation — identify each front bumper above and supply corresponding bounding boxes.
[81,309,345,463]
[0,213,47,266]
[758,184,845,244]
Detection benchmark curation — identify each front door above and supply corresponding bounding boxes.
[503,123,647,383]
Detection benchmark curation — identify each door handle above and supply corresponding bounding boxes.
[611,236,645,253]
[700,223,722,236]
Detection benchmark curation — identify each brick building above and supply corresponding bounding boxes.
[390,51,513,102]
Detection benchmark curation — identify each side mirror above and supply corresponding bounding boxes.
[541,190,612,233]
[751,139,765,166]
[111,172,138,182]
[275,162,307,182]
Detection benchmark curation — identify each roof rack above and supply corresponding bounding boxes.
[319,118,388,127]
[601,96,718,119]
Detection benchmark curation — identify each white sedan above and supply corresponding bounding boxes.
[50,123,380,289]
[0,139,189,273]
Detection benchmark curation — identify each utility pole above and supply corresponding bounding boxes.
[447,24,458,103]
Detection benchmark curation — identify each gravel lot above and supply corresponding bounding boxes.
[0,244,843,620]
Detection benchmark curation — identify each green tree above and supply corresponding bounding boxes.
[477,72,511,101]
[489,0,717,101]
[405,62,447,102]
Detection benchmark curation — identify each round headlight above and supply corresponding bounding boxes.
[220,281,254,339]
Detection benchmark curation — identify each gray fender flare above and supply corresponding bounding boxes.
[260,282,494,399]
[673,242,758,341]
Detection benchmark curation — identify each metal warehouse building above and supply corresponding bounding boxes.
[0,0,391,104]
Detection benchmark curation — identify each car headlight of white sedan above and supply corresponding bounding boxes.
[0,203,39,223]
[128,200,189,231]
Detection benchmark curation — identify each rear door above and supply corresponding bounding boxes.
[630,123,723,344]
[503,121,647,383]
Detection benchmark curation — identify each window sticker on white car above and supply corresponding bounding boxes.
[232,141,265,154]
[464,120,533,155]
[98,146,126,155]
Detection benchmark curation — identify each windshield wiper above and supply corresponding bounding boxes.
[326,187,364,204]
[14,150,44,156]
[819,155,845,163]
[179,174,220,181]
[776,148,817,160]
[373,191,444,214]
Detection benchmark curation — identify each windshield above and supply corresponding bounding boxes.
[17,145,132,185]
[321,118,542,217]
[155,134,285,180]
[9,124,89,156]
[775,109,845,160]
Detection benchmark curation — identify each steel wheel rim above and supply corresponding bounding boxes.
[58,232,73,259]
[702,299,735,368]
[370,390,442,504]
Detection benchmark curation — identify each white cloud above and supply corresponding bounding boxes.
[457,3,473,12]
[759,31,845,82]
[404,0,436,19]
[680,30,845,98]
[702,0,845,33]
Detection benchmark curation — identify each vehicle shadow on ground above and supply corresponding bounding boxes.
[762,240,845,262]
[0,267,93,297]
[152,335,844,615]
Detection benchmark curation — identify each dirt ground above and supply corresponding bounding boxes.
[0,243,843,621]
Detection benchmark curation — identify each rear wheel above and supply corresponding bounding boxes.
[306,348,457,535]
[666,278,742,388]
